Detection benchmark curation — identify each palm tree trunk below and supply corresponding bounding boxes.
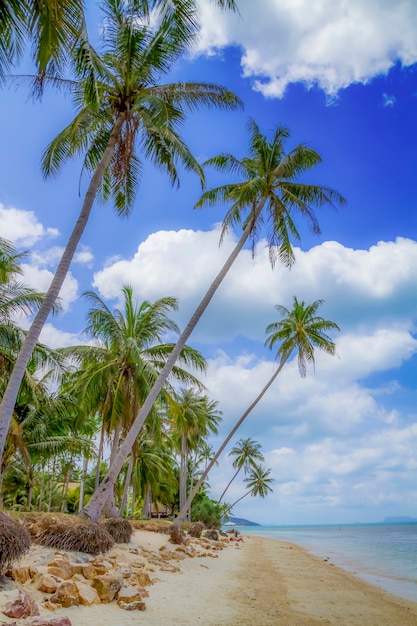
[119,453,134,516]
[95,418,106,491]
[102,421,121,518]
[81,200,267,523]
[141,484,152,518]
[0,114,125,488]
[218,466,242,503]
[179,435,188,513]
[173,351,291,526]
[224,489,251,515]
[78,454,89,513]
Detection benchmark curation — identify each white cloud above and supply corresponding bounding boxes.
[0,204,59,246]
[21,263,79,314]
[194,0,417,96]
[92,229,417,343]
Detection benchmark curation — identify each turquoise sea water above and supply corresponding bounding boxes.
[233,523,417,603]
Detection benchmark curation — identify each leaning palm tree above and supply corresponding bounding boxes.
[174,297,340,525]
[218,437,264,503]
[62,286,206,516]
[168,388,221,518]
[224,464,273,516]
[81,119,345,522]
[0,0,241,473]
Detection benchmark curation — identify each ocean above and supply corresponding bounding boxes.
[234,523,417,603]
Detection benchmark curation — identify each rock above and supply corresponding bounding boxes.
[128,570,153,586]
[117,585,143,603]
[49,581,80,607]
[47,556,73,580]
[72,562,97,579]
[2,591,40,618]
[34,573,62,593]
[91,573,123,603]
[8,566,33,584]
[29,617,72,626]
[117,600,146,611]
[74,581,101,606]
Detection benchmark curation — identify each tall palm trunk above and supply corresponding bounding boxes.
[119,453,134,515]
[95,418,106,491]
[142,484,152,518]
[81,200,267,522]
[0,114,125,489]
[218,466,242,503]
[103,420,122,518]
[179,434,188,513]
[78,454,89,513]
[173,352,291,526]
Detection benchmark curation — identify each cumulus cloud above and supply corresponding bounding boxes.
[194,0,417,96]
[0,204,59,246]
[89,226,416,524]
[93,228,417,342]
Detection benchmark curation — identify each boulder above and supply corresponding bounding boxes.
[74,581,101,606]
[117,600,146,611]
[7,566,33,584]
[117,585,143,604]
[2,591,40,619]
[204,529,219,541]
[91,573,123,603]
[34,573,62,594]
[50,581,80,608]
[29,617,72,626]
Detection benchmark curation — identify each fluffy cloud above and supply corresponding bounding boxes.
[194,0,417,96]
[0,204,59,246]
[93,229,417,342]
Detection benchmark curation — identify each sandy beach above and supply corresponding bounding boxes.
[1,527,417,625]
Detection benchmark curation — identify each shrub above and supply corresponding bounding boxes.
[100,518,133,543]
[0,512,31,572]
[27,514,114,555]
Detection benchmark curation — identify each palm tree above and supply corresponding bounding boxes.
[62,286,207,516]
[224,464,273,516]
[174,297,340,525]
[0,0,242,475]
[168,388,221,519]
[0,0,85,81]
[218,437,264,503]
[82,119,345,522]
[0,0,238,81]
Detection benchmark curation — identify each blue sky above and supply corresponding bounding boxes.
[1,0,416,525]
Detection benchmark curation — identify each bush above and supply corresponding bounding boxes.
[100,518,133,543]
[26,514,114,555]
[0,512,31,572]
[191,495,224,529]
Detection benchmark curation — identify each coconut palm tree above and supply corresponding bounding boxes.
[218,437,264,503]
[81,119,345,522]
[0,0,85,81]
[174,297,340,525]
[224,464,273,516]
[0,0,242,477]
[0,1,238,81]
[62,286,207,516]
[168,388,221,518]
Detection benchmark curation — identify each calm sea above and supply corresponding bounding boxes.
[234,523,417,603]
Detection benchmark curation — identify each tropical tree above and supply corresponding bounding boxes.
[0,0,85,81]
[218,437,264,503]
[81,119,345,522]
[62,286,207,516]
[168,388,221,519]
[174,297,340,525]
[0,0,242,478]
[224,464,273,516]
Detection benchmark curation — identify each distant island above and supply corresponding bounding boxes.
[224,516,260,526]
[383,516,417,523]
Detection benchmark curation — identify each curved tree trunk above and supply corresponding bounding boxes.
[0,115,125,492]
[173,351,291,526]
[81,201,266,523]
[218,466,242,503]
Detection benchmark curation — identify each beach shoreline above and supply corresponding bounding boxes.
[1,528,416,625]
